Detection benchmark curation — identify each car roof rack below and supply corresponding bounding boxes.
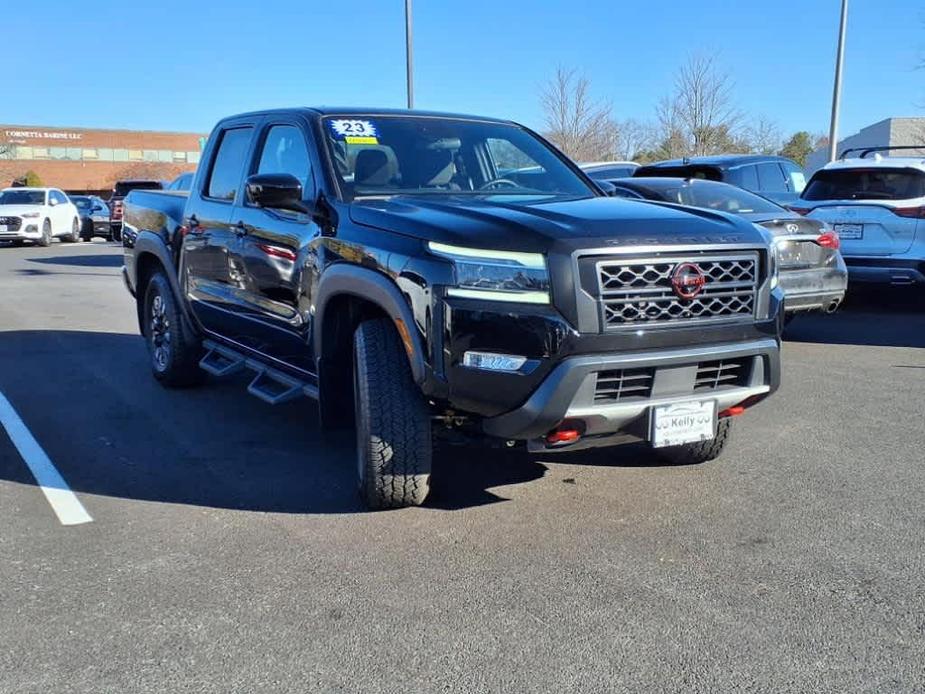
[838,145,925,159]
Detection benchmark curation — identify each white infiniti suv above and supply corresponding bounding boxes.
[0,187,81,247]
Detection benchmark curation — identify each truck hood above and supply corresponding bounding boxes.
[348,194,765,252]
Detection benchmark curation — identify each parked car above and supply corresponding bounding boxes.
[579,161,640,181]
[634,155,806,206]
[122,107,782,510]
[0,187,81,246]
[108,179,163,241]
[165,172,195,191]
[607,177,848,314]
[791,147,925,286]
[70,195,112,241]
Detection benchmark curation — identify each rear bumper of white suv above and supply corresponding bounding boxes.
[844,256,925,285]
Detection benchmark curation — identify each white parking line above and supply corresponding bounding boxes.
[0,391,92,526]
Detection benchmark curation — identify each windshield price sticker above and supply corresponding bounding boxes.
[329,119,379,144]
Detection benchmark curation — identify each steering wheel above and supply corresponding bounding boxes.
[478,178,520,191]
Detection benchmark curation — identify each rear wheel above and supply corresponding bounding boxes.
[38,219,52,247]
[353,318,431,509]
[656,417,732,465]
[142,272,204,387]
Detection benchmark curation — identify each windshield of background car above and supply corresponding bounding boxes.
[0,190,45,205]
[113,181,162,196]
[802,167,925,201]
[322,115,595,199]
[587,166,637,179]
[648,181,782,214]
[71,196,91,209]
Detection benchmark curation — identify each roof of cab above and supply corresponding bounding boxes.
[220,106,515,125]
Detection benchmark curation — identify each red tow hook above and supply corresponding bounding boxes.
[718,406,746,418]
[545,420,584,446]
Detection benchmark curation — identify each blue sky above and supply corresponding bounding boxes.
[6,0,924,140]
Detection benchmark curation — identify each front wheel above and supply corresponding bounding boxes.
[38,219,53,247]
[142,272,203,387]
[353,318,432,509]
[656,417,732,465]
[65,218,80,243]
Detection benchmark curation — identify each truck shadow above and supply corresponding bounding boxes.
[28,253,123,268]
[0,330,554,515]
[783,286,925,349]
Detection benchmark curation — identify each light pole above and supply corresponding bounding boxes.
[405,0,414,109]
[828,0,848,162]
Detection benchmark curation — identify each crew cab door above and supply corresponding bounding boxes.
[227,119,321,375]
[180,122,256,338]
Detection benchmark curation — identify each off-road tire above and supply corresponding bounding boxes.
[142,272,204,387]
[353,318,431,509]
[65,218,80,243]
[38,219,53,247]
[656,417,732,465]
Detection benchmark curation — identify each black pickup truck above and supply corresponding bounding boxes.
[122,107,783,509]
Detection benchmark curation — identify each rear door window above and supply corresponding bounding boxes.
[802,168,925,201]
[756,163,788,193]
[206,127,254,201]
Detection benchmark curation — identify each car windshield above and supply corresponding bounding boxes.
[640,180,782,215]
[802,167,925,201]
[322,115,594,200]
[71,196,91,208]
[0,189,45,205]
[586,166,637,180]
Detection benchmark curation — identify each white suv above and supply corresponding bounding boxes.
[0,187,81,247]
[793,148,925,286]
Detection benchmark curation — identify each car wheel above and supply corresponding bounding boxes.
[656,417,732,465]
[353,318,431,509]
[80,219,93,241]
[65,218,80,243]
[38,219,53,247]
[111,226,122,242]
[142,271,204,387]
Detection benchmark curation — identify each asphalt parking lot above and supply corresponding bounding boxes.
[1,240,924,693]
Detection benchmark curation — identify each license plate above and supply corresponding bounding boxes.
[0,225,7,232]
[650,400,716,448]
[834,223,863,240]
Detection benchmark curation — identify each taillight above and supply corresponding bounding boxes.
[892,206,925,219]
[788,205,812,216]
[815,231,840,250]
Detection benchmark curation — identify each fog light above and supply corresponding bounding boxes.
[25,225,37,233]
[462,351,527,372]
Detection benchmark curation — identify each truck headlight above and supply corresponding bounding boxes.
[427,241,550,304]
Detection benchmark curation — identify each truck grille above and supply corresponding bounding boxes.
[594,254,758,329]
[694,358,750,391]
[0,216,22,231]
[594,367,654,403]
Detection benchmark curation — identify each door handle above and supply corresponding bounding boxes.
[233,220,248,237]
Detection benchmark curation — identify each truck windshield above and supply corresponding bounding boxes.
[322,115,595,200]
[0,190,45,205]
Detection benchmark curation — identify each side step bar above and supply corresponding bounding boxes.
[199,340,318,405]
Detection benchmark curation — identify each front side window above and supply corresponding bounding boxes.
[322,115,594,200]
[256,125,312,194]
[802,167,925,201]
[206,127,253,201]
[728,165,759,191]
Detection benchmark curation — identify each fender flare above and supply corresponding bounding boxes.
[313,264,427,385]
[132,231,198,336]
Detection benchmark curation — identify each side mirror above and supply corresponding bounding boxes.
[245,173,307,213]
[49,198,58,207]
[595,180,617,196]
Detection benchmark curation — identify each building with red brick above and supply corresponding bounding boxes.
[1,124,207,196]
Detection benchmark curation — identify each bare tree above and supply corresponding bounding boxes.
[614,118,656,161]
[540,67,616,161]
[744,117,782,155]
[657,53,743,157]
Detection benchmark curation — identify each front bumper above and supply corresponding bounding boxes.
[0,224,42,241]
[481,338,779,444]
